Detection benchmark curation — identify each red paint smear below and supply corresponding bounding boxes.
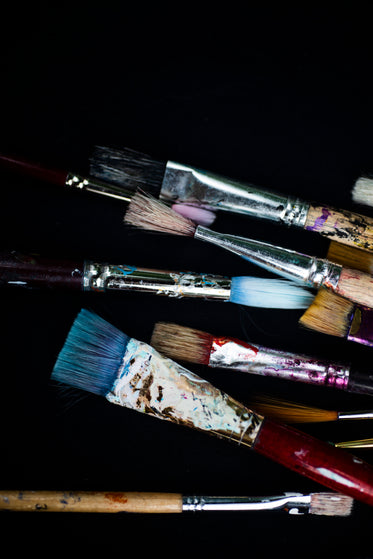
[213,336,259,354]
[105,493,128,504]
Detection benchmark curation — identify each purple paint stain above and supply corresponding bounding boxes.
[306,208,331,231]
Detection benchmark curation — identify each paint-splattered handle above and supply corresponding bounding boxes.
[0,490,183,513]
[305,205,373,253]
[253,418,373,507]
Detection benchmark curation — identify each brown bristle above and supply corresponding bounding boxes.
[310,492,354,517]
[299,288,354,338]
[124,192,197,237]
[249,394,338,423]
[151,322,213,365]
[327,241,373,274]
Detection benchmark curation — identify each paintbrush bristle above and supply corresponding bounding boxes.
[151,322,213,365]
[299,288,354,338]
[351,176,373,208]
[249,394,338,424]
[327,241,373,274]
[124,192,197,237]
[51,309,129,396]
[230,276,314,309]
[310,492,354,517]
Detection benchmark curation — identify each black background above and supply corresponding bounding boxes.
[1,5,373,557]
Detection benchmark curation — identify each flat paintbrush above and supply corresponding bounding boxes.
[150,322,373,396]
[0,250,314,309]
[0,489,353,516]
[299,288,373,348]
[90,144,373,253]
[351,176,373,209]
[50,308,373,507]
[124,192,373,310]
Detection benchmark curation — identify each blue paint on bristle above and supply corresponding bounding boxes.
[51,309,130,396]
[229,276,315,309]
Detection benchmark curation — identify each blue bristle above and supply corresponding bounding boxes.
[229,276,315,309]
[51,309,130,396]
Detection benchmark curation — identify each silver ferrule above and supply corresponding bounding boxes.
[65,172,134,203]
[160,162,309,227]
[83,261,231,299]
[208,339,350,389]
[338,411,373,420]
[182,493,311,514]
[194,226,343,289]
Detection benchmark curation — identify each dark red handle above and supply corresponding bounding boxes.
[0,250,84,291]
[253,417,373,507]
[0,153,68,186]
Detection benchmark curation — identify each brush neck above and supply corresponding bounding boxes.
[160,162,309,226]
[181,493,311,513]
[83,261,231,299]
[194,226,343,289]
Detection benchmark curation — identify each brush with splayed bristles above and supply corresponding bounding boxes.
[150,321,373,396]
[0,489,354,517]
[124,192,373,310]
[91,144,373,253]
[0,250,314,309]
[49,308,373,507]
[0,151,216,226]
[299,287,373,348]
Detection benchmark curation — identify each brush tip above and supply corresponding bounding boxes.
[151,322,213,365]
[299,288,354,338]
[351,176,373,207]
[310,492,354,517]
[229,276,315,309]
[172,204,216,226]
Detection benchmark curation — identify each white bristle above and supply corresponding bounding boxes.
[351,177,373,208]
[310,492,354,517]
[124,192,197,236]
[229,276,315,309]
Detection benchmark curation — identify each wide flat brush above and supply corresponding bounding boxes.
[0,489,353,516]
[50,309,373,507]
[150,322,373,396]
[91,145,373,253]
[299,288,373,348]
[0,152,215,226]
[124,192,373,310]
[351,177,373,209]
[0,250,314,309]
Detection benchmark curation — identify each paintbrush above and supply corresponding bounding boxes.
[0,489,353,516]
[299,288,373,348]
[0,151,216,226]
[336,438,373,449]
[0,250,314,309]
[123,192,373,310]
[351,176,373,209]
[150,322,373,396]
[50,308,373,507]
[91,145,373,253]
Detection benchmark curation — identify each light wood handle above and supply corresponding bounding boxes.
[335,267,373,308]
[305,205,373,252]
[0,490,183,513]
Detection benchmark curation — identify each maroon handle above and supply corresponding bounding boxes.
[253,417,373,507]
[0,251,84,290]
[0,153,68,186]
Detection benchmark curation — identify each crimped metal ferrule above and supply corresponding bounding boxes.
[182,493,311,513]
[160,162,309,226]
[83,261,232,299]
[65,172,133,202]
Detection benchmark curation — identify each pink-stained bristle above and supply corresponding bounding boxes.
[124,192,197,237]
[172,204,216,226]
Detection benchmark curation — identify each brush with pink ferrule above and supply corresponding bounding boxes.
[123,192,373,310]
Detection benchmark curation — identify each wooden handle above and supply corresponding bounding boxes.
[327,241,373,274]
[0,490,183,513]
[305,205,373,253]
[335,267,373,308]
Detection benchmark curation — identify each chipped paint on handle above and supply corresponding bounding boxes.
[106,339,263,446]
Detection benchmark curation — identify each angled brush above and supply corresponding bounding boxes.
[0,250,314,309]
[299,288,373,348]
[0,489,353,516]
[91,145,373,253]
[150,322,373,396]
[50,309,373,507]
[124,192,373,310]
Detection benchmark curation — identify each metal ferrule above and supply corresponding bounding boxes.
[338,411,373,420]
[208,338,350,389]
[160,161,309,227]
[65,172,134,203]
[194,226,343,289]
[83,261,232,299]
[182,493,311,514]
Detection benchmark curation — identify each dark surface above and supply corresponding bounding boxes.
[1,6,373,557]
